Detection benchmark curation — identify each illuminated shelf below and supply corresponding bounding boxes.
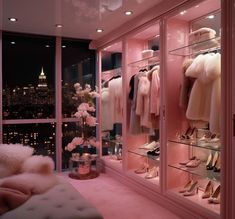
[168,139,221,151]
[128,53,160,68]
[168,162,220,182]
[167,187,220,217]
[169,36,221,56]
[128,148,160,162]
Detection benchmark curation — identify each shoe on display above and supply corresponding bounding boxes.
[185,159,201,168]
[202,181,213,199]
[139,141,159,150]
[213,153,221,172]
[207,152,220,171]
[206,153,213,170]
[147,147,160,156]
[208,184,220,204]
[179,180,194,193]
[180,127,196,140]
[179,156,196,165]
[145,166,159,179]
[134,163,149,174]
[183,181,198,196]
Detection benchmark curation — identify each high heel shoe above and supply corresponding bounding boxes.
[185,159,201,168]
[183,181,198,196]
[180,127,191,140]
[179,180,194,193]
[147,147,160,156]
[134,163,149,174]
[208,184,220,204]
[179,156,196,165]
[207,133,220,143]
[206,153,213,170]
[202,181,213,199]
[145,166,159,179]
[180,127,196,140]
[213,154,221,172]
[207,152,219,170]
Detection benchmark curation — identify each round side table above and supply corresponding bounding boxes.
[68,154,99,180]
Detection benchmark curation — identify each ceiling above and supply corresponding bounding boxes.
[0,0,163,40]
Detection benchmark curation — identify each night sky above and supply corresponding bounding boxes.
[3,33,55,88]
[2,32,95,89]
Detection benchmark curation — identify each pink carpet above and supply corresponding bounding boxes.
[59,173,181,219]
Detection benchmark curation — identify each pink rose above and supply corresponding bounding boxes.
[78,103,89,111]
[72,137,83,145]
[66,143,76,152]
[86,115,96,126]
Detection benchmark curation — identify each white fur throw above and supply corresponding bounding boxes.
[21,155,55,175]
[0,144,34,178]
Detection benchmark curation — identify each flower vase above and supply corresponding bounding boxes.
[77,153,91,175]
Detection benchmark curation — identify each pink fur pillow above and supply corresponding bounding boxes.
[21,155,55,175]
[0,144,34,178]
[0,173,58,194]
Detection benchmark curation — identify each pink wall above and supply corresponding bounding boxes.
[165,18,190,189]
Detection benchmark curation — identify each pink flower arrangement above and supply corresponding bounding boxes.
[65,83,100,152]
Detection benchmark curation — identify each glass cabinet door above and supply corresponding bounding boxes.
[100,41,123,170]
[165,0,221,217]
[125,22,161,190]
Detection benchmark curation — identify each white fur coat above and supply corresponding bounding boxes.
[185,53,221,133]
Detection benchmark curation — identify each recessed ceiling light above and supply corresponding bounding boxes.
[11,41,16,45]
[45,45,50,48]
[62,45,66,48]
[8,17,18,22]
[207,15,215,19]
[125,11,133,16]
[55,24,62,28]
[96,29,104,33]
[180,10,187,15]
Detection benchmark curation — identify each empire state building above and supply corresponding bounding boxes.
[37,67,48,89]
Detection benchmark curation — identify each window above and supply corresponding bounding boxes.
[1,33,96,171]
[61,38,96,169]
[3,32,55,119]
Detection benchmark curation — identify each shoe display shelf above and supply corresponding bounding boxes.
[94,0,235,218]
[124,22,161,191]
[164,2,221,218]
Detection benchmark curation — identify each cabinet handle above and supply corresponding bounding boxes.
[233,114,235,137]
[162,105,165,119]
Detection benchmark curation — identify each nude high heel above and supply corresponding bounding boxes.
[134,163,149,174]
[202,181,213,199]
[208,184,220,204]
[179,180,193,193]
[183,181,199,196]
[145,166,159,179]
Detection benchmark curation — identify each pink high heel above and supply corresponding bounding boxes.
[183,181,199,196]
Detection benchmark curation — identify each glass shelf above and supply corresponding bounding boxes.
[128,53,160,68]
[102,138,123,147]
[168,139,221,151]
[168,162,220,182]
[168,36,221,56]
[128,148,160,162]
